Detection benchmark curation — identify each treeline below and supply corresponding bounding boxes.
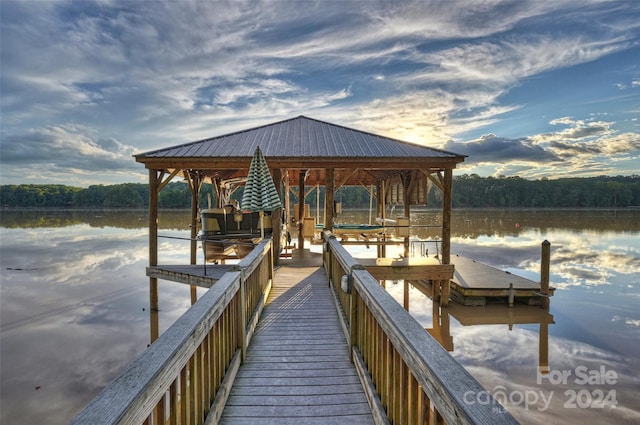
[0,183,192,209]
[449,175,640,208]
[1,175,639,209]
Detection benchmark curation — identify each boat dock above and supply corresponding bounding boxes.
[74,114,543,424]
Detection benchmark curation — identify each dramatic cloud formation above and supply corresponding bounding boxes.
[1,0,638,185]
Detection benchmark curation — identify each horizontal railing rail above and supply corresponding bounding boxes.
[323,231,519,425]
[69,239,274,425]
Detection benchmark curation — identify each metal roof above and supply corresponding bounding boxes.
[135,115,464,160]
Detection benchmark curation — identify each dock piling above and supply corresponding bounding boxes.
[540,240,551,309]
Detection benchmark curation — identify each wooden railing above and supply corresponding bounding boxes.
[323,231,519,425]
[69,239,274,425]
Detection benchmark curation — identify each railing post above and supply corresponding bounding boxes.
[238,274,247,364]
[349,278,357,362]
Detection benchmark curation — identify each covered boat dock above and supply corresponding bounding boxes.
[134,115,467,319]
[70,116,535,425]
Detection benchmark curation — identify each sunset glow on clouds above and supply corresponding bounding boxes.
[1,0,638,185]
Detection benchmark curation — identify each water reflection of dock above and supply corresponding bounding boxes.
[408,279,553,372]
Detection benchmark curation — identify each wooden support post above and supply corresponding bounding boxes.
[284,170,291,229]
[325,168,335,230]
[440,306,453,351]
[150,310,159,348]
[433,280,440,303]
[272,168,282,262]
[349,292,358,363]
[441,169,452,265]
[403,281,409,311]
[189,172,200,305]
[402,173,411,258]
[380,179,387,258]
[297,170,306,251]
[540,240,551,309]
[149,169,159,342]
[539,322,549,375]
[376,180,383,258]
[189,173,199,265]
[440,279,450,307]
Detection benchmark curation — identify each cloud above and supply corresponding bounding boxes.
[531,118,640,161]
[0,126,144,184]
[537,118,613,141]
[453,115,640,178]
[1,126,136,169]
[547,133,640,159]
[443,134,560,163]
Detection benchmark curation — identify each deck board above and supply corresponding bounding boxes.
[220,266,375,425]
[147,264,233,288]
[451,255,539,290]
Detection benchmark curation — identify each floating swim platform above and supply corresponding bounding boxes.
[332,224,385,235]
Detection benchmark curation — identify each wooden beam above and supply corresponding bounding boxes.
[149,169,160,343]
[441,169,452,265]
[297,170,307,250]
[284,170,291,226]
[336,168,359,188]
[136,157,464,171]
[426,171,445,192]
[158,168,182,192]
[272,168,282,261]
[304,186,316,198]
[325,168,335,230]
[187,172,202,305]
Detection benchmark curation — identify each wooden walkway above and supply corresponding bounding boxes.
[220,264,375,425]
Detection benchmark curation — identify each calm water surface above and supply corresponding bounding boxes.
[1,209,639,424]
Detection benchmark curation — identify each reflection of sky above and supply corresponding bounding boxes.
[0,225,197,425]
[382,281,640,424]
[452,228,640,289]
[450,326,640,425]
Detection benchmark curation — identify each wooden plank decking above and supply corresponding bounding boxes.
[147,264,234,288]
[451,255,539,290]
[220,265,375,425]
[449,254,554,305]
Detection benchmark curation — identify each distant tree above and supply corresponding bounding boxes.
[103,184,145,208]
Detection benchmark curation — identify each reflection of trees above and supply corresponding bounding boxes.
[441,209,637,238]
[0,210,191,230]
[2,209,638,235]
[339,209,639,239]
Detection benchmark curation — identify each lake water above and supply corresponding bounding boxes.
[1,209,639,425]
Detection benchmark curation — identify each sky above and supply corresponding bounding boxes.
[1,0,639,187]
